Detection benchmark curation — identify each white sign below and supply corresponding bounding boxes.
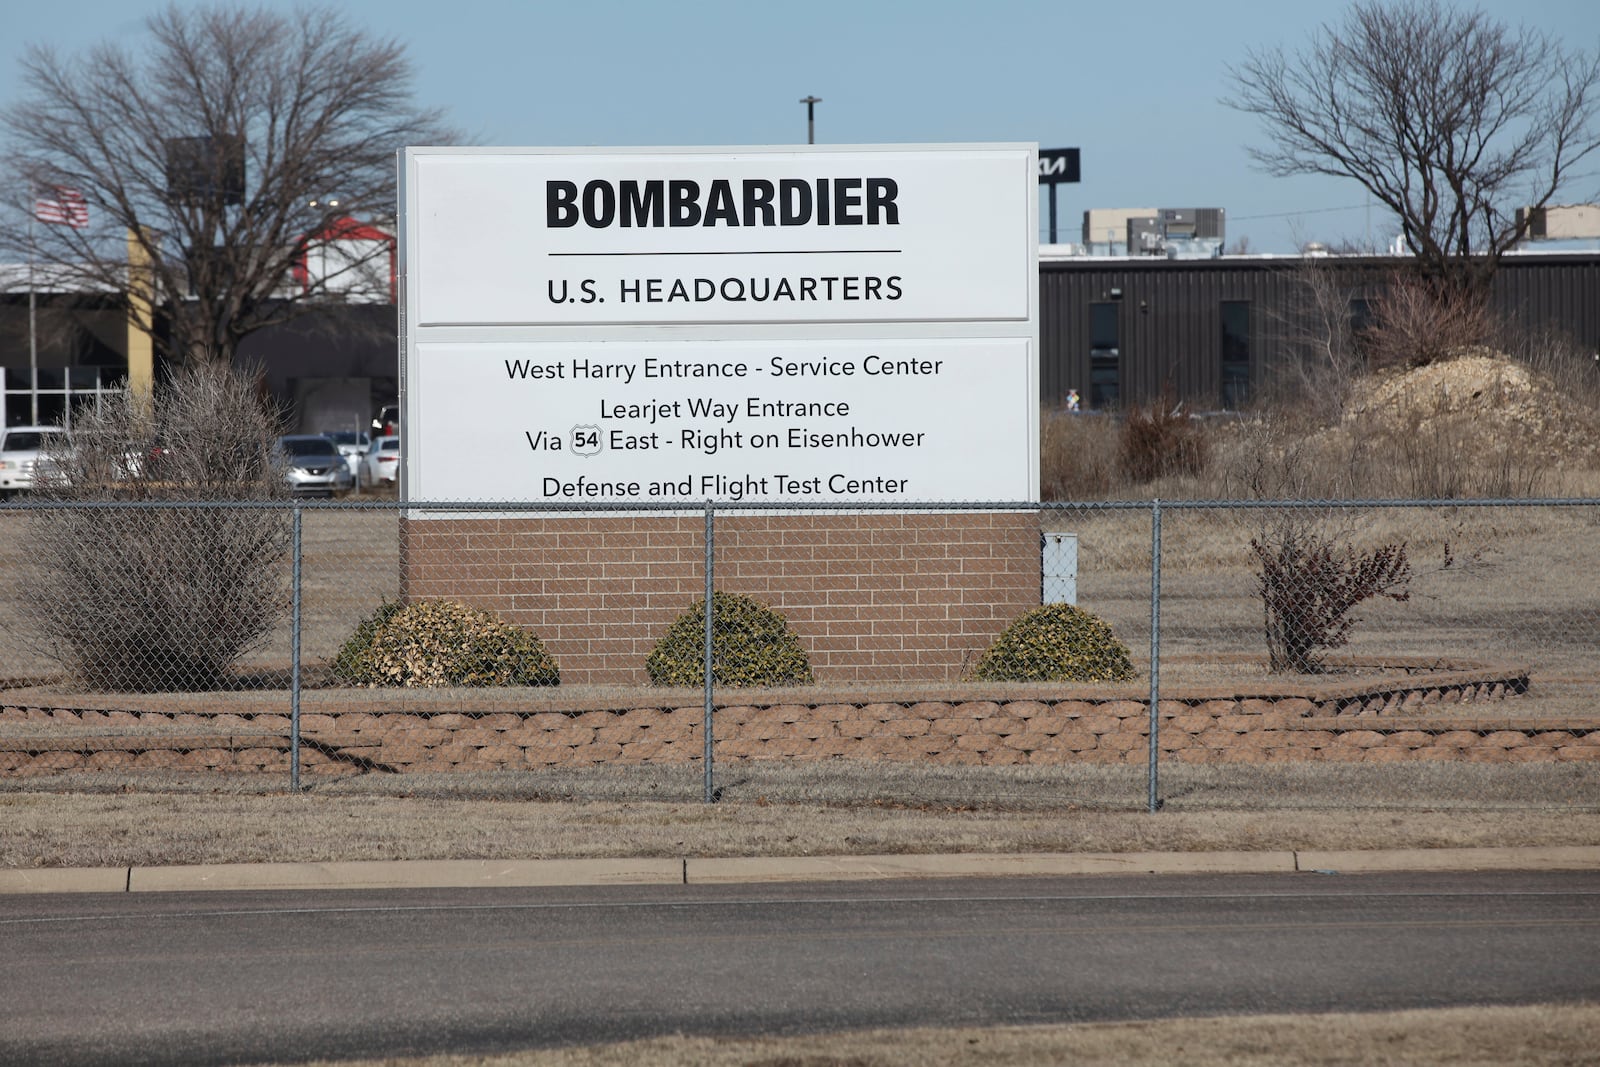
[411,337,1033,502]
[407,147,1032,325]
[399,144,1038,504]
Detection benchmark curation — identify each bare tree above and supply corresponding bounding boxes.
[1226,0,1600,300]
[1259,258,1370,419]
[0,4,456,366]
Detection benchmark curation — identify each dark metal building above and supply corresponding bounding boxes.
[6,251,1598,426]
[1039,251,1600,412]
[0,291,395,433]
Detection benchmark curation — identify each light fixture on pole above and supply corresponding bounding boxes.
[799,96,821,145]
[303,196,346,300]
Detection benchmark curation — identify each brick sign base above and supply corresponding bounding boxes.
[399,512,1041,685]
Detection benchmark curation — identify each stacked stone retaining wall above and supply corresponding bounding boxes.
[4,659,1596,777]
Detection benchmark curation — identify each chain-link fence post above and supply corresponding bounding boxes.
[1147,498,1163,813]
[290,501,303,792]
[703,500,716,804]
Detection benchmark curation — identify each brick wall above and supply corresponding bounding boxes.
[399,512,1040,685]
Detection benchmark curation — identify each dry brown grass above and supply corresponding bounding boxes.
[4,759,1599,869]
[270,1002,1600,1066]
[1040,344,1600,504]
[1040,408,1120,499]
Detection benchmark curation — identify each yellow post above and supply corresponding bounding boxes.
[126,228,154,415]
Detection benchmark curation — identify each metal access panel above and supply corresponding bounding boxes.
[1042,532,1079,604]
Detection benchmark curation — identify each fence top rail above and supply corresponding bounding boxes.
[2,496,1599,513]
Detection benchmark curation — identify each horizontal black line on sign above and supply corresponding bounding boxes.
[547,249,904,257]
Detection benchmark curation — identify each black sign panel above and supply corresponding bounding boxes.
[1038,147,1080,185]
[165,135,246,206]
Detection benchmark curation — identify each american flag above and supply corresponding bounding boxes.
[34,186,90,228]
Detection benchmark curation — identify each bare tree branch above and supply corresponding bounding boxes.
[1,3,458,366]
[1225,0,1600,299]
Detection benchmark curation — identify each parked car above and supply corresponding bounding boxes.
[359,434,400,487]
[120,441,176,481]
[0,425,69,497]
[371,404,399,437]
[322,430,370,479]
[274,434,355,496]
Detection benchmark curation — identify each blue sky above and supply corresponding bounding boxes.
[4,0,1597,253]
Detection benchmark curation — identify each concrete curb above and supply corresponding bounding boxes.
[0,867,129,894]
[1295,846,1600,874]
[4,847,1598,895]
[685,850,1299,883]
[127,857,683,892]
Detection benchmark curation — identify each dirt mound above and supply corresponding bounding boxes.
[1344,352,1600,463]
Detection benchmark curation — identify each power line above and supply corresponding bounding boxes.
[1231,203,1371,221]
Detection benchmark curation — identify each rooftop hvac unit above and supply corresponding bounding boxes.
[1159,208,1196,238]
[1127,215,1162,255]
[1158,207,1225,240]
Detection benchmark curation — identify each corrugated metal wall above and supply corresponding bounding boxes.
[1039,254,1600,412]
[1493,257,1600,351]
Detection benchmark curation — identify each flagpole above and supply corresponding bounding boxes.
[27,210,38,426]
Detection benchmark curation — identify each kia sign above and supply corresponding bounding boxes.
[398,144,1038,505]
[1037,147,1080,184]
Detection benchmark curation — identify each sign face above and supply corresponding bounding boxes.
[1037,147,1080,185]
[408,147,1032,325]
[410,337,1033,502]
[399,144,1038,505]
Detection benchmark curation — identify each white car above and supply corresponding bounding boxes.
[323,430,370,479]
[359,435,400,487]
[0,425,69,497]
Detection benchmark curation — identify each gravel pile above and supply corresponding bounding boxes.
[1343,352,1600,464]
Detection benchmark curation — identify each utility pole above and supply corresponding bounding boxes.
[799,96,821,145]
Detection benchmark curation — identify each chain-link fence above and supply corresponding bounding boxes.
[2,496,1597,812]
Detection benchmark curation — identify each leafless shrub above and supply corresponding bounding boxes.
[1120,394,1207,484]
[1250,518,1413,674]
[22,362,292,690]
[1259,260,1369,421]
[1360,273,1496,371]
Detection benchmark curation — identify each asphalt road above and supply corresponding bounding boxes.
[3,870,1597,1066]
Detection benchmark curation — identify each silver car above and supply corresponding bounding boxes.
[275,434,355,496]
[0,425,69,497]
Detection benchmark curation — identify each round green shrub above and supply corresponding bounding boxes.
[647,591,813,687]
[332,599,559,688]
[970,603,1135,683]
[330,598,405,681]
